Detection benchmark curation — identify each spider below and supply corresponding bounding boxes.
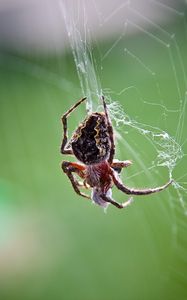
[60,96,173,209]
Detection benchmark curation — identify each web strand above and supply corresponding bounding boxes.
[59,0,187,216]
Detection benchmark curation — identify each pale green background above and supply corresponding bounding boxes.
[0,20,187,300]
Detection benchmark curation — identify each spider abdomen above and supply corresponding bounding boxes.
[71,112,111,165]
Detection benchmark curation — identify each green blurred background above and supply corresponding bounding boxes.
[0,2,187,300]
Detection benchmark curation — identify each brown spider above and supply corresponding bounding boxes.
[60,96,173,209]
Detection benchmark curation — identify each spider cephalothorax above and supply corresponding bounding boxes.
[60,96,173,209]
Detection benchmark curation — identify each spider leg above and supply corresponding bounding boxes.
[75,179,90,189]
[61,161,90,199]
[111,168,173,195]
[111,159,132,174]
[101,194,133,209]
[101,96,115,164]
[61,97,87,154]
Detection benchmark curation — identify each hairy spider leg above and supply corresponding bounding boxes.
[101,194,133,209]
[61,161,90,199]
[61,97,87,154]
[111,159,132,173]
[101,96,115,164]
[112,169,173,195]
[66,162,90,189]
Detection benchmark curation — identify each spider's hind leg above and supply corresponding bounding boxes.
[101,96,115,164]
[61,97,87,154]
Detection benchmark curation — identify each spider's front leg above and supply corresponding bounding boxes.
[61,161,90,199]
[101,194,133,209]
[61,97,87,154]
[111,168,173,196]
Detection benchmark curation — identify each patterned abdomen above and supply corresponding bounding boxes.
[71,113,111,165]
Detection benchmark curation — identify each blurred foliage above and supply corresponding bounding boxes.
[0,20,187,300]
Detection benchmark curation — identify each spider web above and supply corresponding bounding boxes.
[59,0,187,292]
[60,0,187,206]
[0,0,186,298]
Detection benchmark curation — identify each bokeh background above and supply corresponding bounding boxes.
[0,1,187,300]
